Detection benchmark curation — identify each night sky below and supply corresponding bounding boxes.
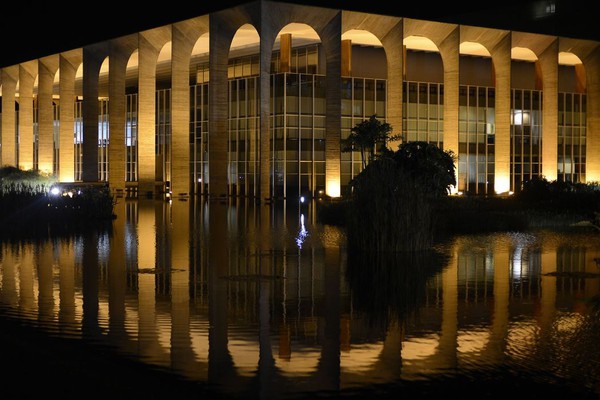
[0,0,595,69]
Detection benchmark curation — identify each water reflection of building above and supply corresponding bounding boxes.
[0,1,596,200]
[1,202,599,396]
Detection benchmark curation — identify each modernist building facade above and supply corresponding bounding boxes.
[0,0,598,199]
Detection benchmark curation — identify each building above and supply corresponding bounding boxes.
[0,0,596,199]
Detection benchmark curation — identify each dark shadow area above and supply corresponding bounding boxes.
[345,249,448,331]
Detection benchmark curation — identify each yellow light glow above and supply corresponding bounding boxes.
[495,175,510,195]
[326,178,340,198]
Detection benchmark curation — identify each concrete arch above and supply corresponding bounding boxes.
[209,0,342,198]
[18,60,38,171]
[82,41,109,182]
[404,19,460,193]
[37,55,59,175]
[510,32,559,181]
[1,65,19,166]
[461,25,512,193]
[108,34,138,194]
[560,37,600,182]
[59,49,82,182]
[138,25,171,197]
[341,11,403,151]
[170,16,209,198]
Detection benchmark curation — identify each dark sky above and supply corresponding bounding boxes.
[0,0,594,69]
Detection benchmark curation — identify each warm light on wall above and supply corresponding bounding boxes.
[326,178,341,198]
[495,174,511,195]
[38,164,54,177]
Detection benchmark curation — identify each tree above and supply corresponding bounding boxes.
[342,115,396,170]
[345,141,456,253]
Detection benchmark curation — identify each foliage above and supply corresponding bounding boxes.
[345,141,456,252]
[341,114,398,169]
[0,166,116,236]
[0,165,56,196]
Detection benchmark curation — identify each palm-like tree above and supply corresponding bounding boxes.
[342,114,395,170]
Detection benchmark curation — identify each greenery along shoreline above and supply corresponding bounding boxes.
[318,177,600,236]
[0,166,116,238]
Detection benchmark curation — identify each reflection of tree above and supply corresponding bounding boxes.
[345,250,448,331]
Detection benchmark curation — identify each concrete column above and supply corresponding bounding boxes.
[539,241,557,335]
[491,34,512,194]
[82,44,108,182]
[108,200,127,348]
[341,39,352,77]
[0,247,18,307]
[486,241,510,363]
[108,38,135,197]
[540,39,559,181]
[584,48,600,182]
[323,13,342,198]
[18,246,35,316]
[58,50,81,182]
[280,33,292,73]
[137,200,161,360]
[209,16,231,199]
[382,21,404,151]
[18,61,37,171]
[171,23,195,199]
[138,28,170,198]
[38,56,59,175]
[575,63,586,94]
[439,27,460,193]
[37,242,55,326]
[170,200,195,372]
[58,238,77,334]
[1,66,18,166]
[259,16,277,200]
[436,250,458,368]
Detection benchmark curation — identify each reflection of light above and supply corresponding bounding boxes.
[340,343,385,373]
[457,329,490,355]
[326,177,340,198]
[296,214,309,249]
[402,334,440,360]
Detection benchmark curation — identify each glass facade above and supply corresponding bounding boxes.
[98,98,109,181]
[156,88,171,187]
[74,99,83,181]
[558,92,586,182]
[341,77,387,192]
[511,89,542,192]
[190,83,209,194]
[458,85,496,195]
[402,81,444,146]
[0,42,594,200]
[126,93,138,182]
[272,72,326,198]
[229,76,259,196]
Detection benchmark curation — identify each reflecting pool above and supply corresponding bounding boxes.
[1,198,599,398]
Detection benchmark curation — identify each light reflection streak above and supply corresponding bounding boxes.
[296,213,308,249]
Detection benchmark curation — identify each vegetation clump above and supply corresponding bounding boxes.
[0,166,116,237]
[345,141,456,252]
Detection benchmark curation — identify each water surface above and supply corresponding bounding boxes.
[1,198,599,398]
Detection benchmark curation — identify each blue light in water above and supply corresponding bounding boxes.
[296,213,309,249]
